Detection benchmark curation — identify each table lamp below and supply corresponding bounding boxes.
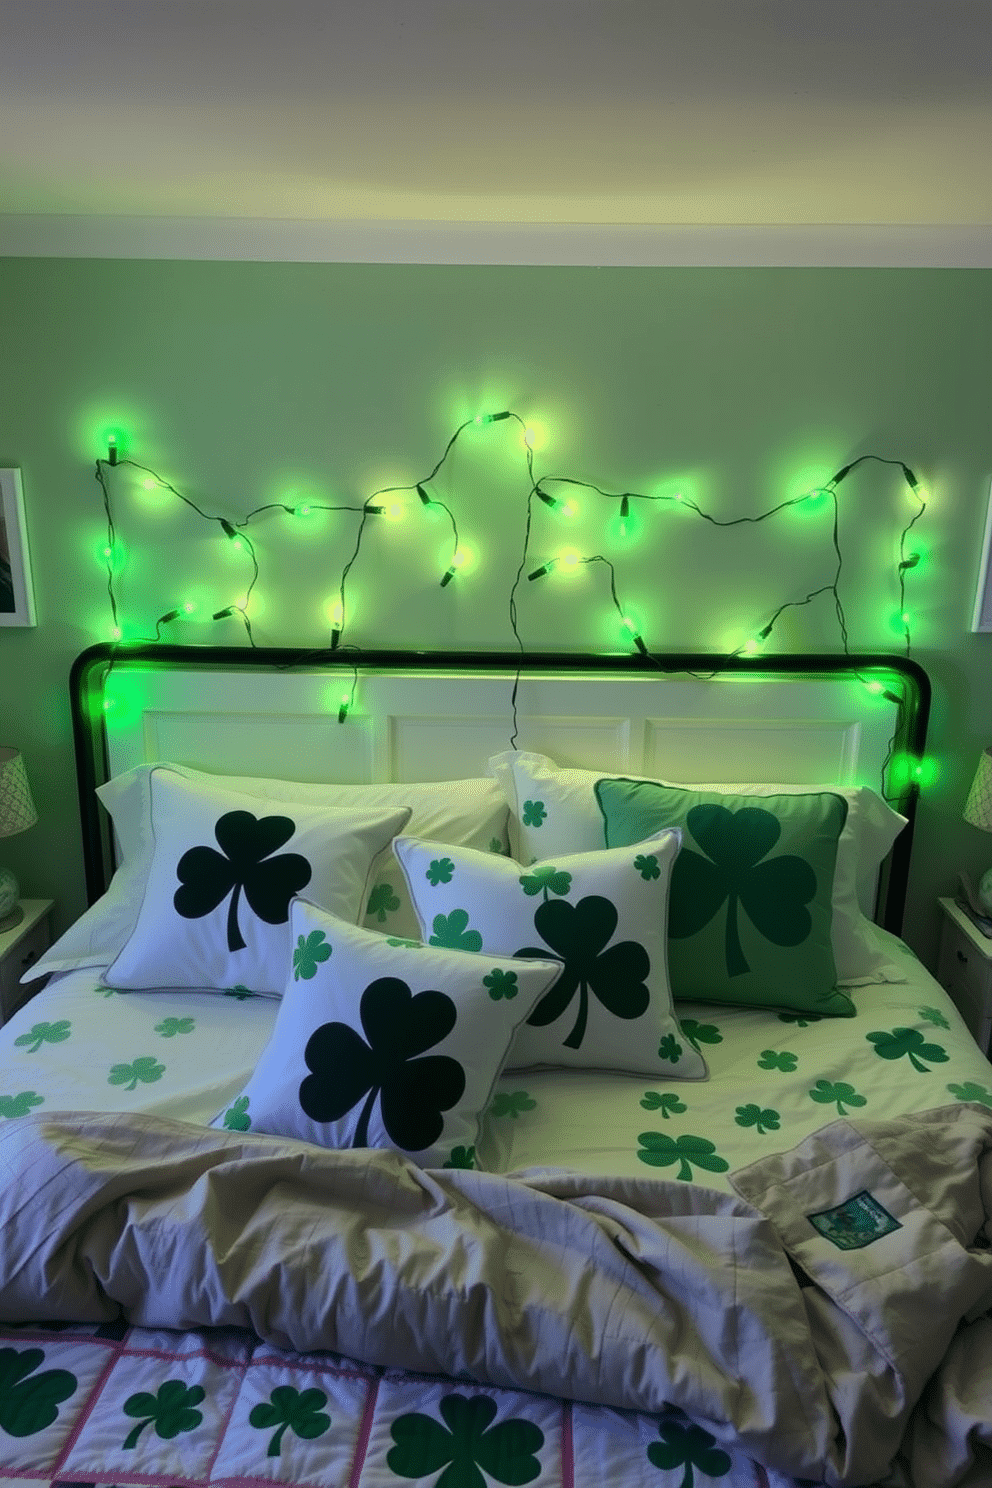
[0,747,38,930]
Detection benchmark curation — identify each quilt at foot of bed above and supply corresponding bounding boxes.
[0,1320,772,1488]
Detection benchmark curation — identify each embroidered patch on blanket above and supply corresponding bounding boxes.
[807,1189,903,1250]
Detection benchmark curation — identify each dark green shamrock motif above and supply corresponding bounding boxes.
[429,910,483,952]
[427,858,456,886]
[640,1091,687,1119]
[778,1012,823,1027]
[0,1347,77,1437]
[155,1017,194,1038]
[867,1027,949,1072]
[757,1049,798,1072]
[444,1145,476,1169]
[919,1005,951,1030]
[634,853,660,880]
[108,1056,165,1091]
[678,1019,723,1053]
[647,1416,732,1485]
[809,1079,867,1114]
[223,1095,251,1130]
[174,810,312,952]
[948,1081,992,1107]
[519,865,572,900]
[293,930,332,980]
[300,977,465,1150]
[488,1091,536,1119]
[0,1091,43,1119]
[483,968,518,1000]
[249,1384,330,1458]
[669,804,817,976]
[388,937,423,948]
[388,1393,544,1488]
[637,1132,730,1181]
[14,1021,71,1053]
[489,837,507,854]
[225,984,257,999]
[122,1380,205,1449]
[658,1033,683,1064]
[521,800,546,828]
[735,1104,781,1134]
[516,895,649,1050]
[367,882,401,921]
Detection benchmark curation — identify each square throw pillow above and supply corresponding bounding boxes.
[25,765,509,985]
[103,768,411,994]
[395,831,708,1080]
[213,900,560,1169]
[596,777,854,1017]
[488,750,907,986]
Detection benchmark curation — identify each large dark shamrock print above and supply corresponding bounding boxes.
[515,895,649,1050]
[647,1416,732,1484]
[0,1347,77,1437]
[669,804,816,976]
[389,1393,544,1488]
[300,977,465,1150]
[174,810,312,952]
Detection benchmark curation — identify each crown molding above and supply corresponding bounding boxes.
[1,215,990,266]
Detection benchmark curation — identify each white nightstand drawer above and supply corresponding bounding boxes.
[936,898,992,1055]
[0,900,54,1024]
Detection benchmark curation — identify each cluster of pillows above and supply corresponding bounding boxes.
[24,751,907,1169]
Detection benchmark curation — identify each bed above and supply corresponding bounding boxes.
[1,642,991,1488]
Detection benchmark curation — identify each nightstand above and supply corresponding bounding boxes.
[936,897,992,1057]
[0,899,54,1025]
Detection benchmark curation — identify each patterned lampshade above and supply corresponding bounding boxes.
[964,747,992,833]
[0,748,37,838]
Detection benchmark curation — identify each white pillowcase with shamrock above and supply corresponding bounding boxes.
[213,899,560,1169]
[395,830,707,1080]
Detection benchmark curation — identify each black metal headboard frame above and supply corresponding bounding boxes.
[69,644,930,934]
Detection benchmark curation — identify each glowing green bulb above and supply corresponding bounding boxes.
[183,601,196,614]
[295,505,311,518]
[557,550,581,573]
[560,500,577,518]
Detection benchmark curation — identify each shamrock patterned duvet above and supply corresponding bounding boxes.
[0,931,992,1488]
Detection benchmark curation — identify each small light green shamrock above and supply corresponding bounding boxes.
[658,1033,683,1064]
[367,882,401,921]
[293,930,332,981]
[948,1081,992,1107]
[426,858,455,886]
[155,1017,194,1038]
[223,1095,251,1130]
[519,865,571,899]
[387,937,423,948]
[483,968,519,1000]
[522,799,546,828]
[429,909,483,952]
[867,1027,949,1072]
[108,1056,165,1092]
[443,1146,476,1169]
[14,1021,71,1054]
[757,1049,798,1073]
[489,837,508,854]
[809,1079,867,1115]
[488,1091,536,1119]
[919,1006,951,1030]
[678,1019,723,1053]
[735,1103,781,1134]
[0,1091,44,1119]
[92,984,116,998]
[634,853,660,881]
[640,1091,687,1119]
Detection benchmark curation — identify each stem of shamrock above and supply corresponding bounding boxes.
[267,1422,288,1458]
[226,883,247,951]
[564,983,589,1049]
[724,892,750,977]
[123,1418,152,1450]
[353,1086,379,1146]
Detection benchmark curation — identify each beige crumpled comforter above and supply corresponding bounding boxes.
[1,1103,991,1488]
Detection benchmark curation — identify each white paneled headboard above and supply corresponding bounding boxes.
[70,645,930,928]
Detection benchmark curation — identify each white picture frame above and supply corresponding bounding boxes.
[0,468,36,627]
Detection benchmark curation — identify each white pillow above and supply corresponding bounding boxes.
[25,763,508,982]
[488,750,908,986]
[395,830,708,1080]
[102,769,410,994]
[213,900,559,1169]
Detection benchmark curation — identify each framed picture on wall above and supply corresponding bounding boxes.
[0,469,36,627]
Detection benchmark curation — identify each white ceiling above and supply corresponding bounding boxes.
[1,0,990,262]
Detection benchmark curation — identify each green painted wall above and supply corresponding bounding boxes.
[1,258,990,968]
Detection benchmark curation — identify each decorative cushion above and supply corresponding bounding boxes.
[596,777,853,1016]
[213,899,559,1168]
[25,763,508,983]
[102,768,410,994]
[395,831,708,1079]
[488,750,907,986]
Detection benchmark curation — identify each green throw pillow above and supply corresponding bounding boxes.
[596,778,853,1017]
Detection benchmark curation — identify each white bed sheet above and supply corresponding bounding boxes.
[2,929,990,1195]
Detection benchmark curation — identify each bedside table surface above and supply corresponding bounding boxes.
[0,898,54,953]
[938,896,992,955]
